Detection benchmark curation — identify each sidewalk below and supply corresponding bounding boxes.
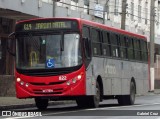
[0,97,74,110]
[0,97,35,110]
[0,89,160,110]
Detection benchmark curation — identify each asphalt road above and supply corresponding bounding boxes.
[1,94,160,119]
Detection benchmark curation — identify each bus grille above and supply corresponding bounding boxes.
[30,81,65,86]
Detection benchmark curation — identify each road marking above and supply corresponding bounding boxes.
[87,103,160,110]
[42,103,160,116]
[42,109,85,116]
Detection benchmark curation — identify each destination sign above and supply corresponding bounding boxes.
[16,20,77,31]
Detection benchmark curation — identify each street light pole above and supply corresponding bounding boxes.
[150,0,155,91]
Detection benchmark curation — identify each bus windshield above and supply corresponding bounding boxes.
[16,33,82,69]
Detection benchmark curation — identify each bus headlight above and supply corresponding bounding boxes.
[72,74,82,84]
[20,81,24,86]
[77,75,82,80]
[25,83,29,87]
[66,74,82,86]
[72,78,77,83]
[66,81,71,86]
[17,78,21,82]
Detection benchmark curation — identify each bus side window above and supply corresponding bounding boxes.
[102,31,111,56]
[141,40,148,62]
[127,37,134,60]
[110,33,119,57]
[91,28,102,56]
[133,39,141,61]
[120,35,127,59]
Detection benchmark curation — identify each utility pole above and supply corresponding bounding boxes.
[53,0,56,17]
[150,0,155,91]
[103,0,109,24]
[121,0,127,30]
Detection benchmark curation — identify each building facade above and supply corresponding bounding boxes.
[0,0,160,96]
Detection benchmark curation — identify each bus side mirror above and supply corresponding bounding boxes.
[7,32,16,56]
[83,37,91,59]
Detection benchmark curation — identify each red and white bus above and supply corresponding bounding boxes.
[13,18,149,109]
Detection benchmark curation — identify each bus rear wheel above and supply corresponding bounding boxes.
[35,98,48,110]
[118,81,136,105]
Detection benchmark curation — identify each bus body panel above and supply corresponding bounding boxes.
[16,65,86,98]
[85,57,148,96]
[85,64,96,95]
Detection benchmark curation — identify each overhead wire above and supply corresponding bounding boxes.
[56,0,160,24]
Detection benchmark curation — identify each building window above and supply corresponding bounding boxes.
[145,2,148,24]
[158,2,160,27]
[71,0,78,10]
[138,4,141,23]
[42,0,52,3]
[145,7,148,24]
[94,0,98,4]
[84,0,89,14]
[114,0,119,16]
[158,12,160,28]
[131,2,134,21]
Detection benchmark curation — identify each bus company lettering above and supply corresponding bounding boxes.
[105,65,116,75]
[35,22,67,29]
[23,22,68,30]
[24,24,32,30]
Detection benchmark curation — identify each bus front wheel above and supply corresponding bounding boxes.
[76,82,100,108]
[89,82,100,108]
[35,98,48,110]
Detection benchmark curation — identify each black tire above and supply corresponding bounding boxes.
[118,81,136,105]
[89,82,100,108]
[35,98,48,110]
[117,95,126,105]
[76,98,88,108]
[127,81,136,105]
[76,82,100,108]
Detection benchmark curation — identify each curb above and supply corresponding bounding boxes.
[0,104,35,110]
